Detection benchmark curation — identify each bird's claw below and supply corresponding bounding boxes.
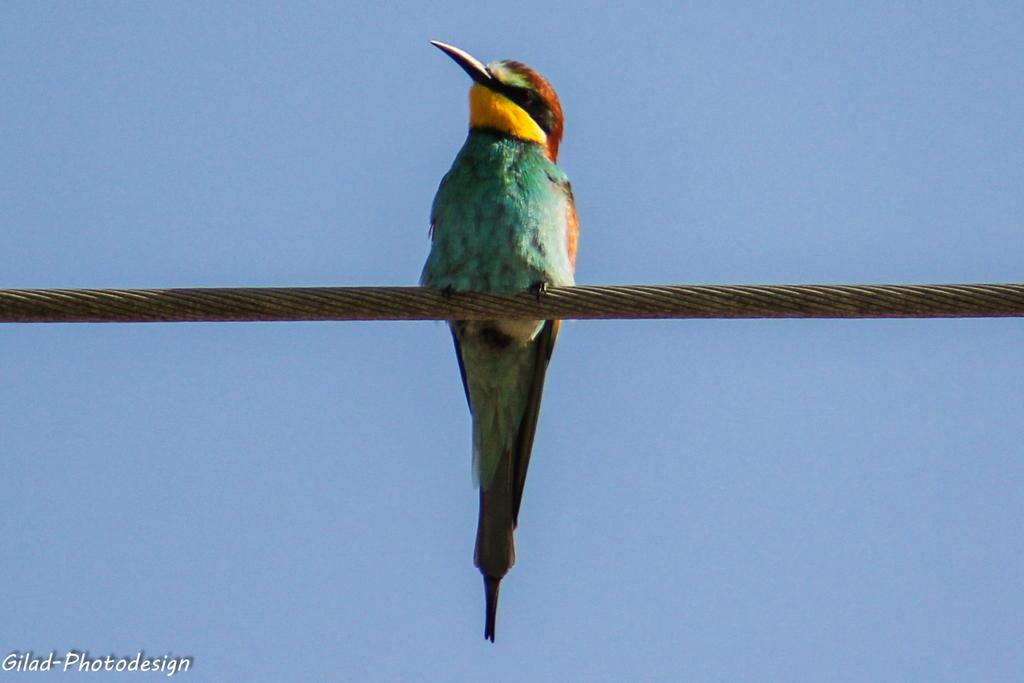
[529,281,549,304]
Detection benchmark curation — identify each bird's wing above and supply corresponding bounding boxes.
[545,168,579,275]
[450,324,472,410]
[562,182,579,273]
[509,172,575,523]
[511,318,560,526]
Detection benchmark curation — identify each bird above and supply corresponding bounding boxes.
[420,41,578,642]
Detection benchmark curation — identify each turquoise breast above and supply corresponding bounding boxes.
[421,130,575,293]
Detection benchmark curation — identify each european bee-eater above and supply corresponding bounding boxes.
[421,41,578,642]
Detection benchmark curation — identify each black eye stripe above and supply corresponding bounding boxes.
[494,83,553,134]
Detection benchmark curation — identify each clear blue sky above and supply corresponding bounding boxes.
[3,2,1022,681]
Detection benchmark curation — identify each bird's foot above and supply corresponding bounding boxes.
[529,281,549,304]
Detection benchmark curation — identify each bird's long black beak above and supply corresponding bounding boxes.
[430,40,493,85]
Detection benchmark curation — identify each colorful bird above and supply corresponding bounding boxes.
[421,41,578,642]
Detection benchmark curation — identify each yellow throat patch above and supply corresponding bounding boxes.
[468,83,546,146]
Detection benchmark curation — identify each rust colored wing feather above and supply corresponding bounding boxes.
[566,201,579,272]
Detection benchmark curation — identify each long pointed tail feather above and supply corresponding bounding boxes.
[462,320,561,641]
[483,575,501,642]
[475,447,515,641]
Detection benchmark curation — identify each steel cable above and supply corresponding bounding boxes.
[2,283,1023,323]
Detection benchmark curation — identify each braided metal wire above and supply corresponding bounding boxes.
[2,283,1022,323]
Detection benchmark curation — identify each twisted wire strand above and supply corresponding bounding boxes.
[1,283,1022,323]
